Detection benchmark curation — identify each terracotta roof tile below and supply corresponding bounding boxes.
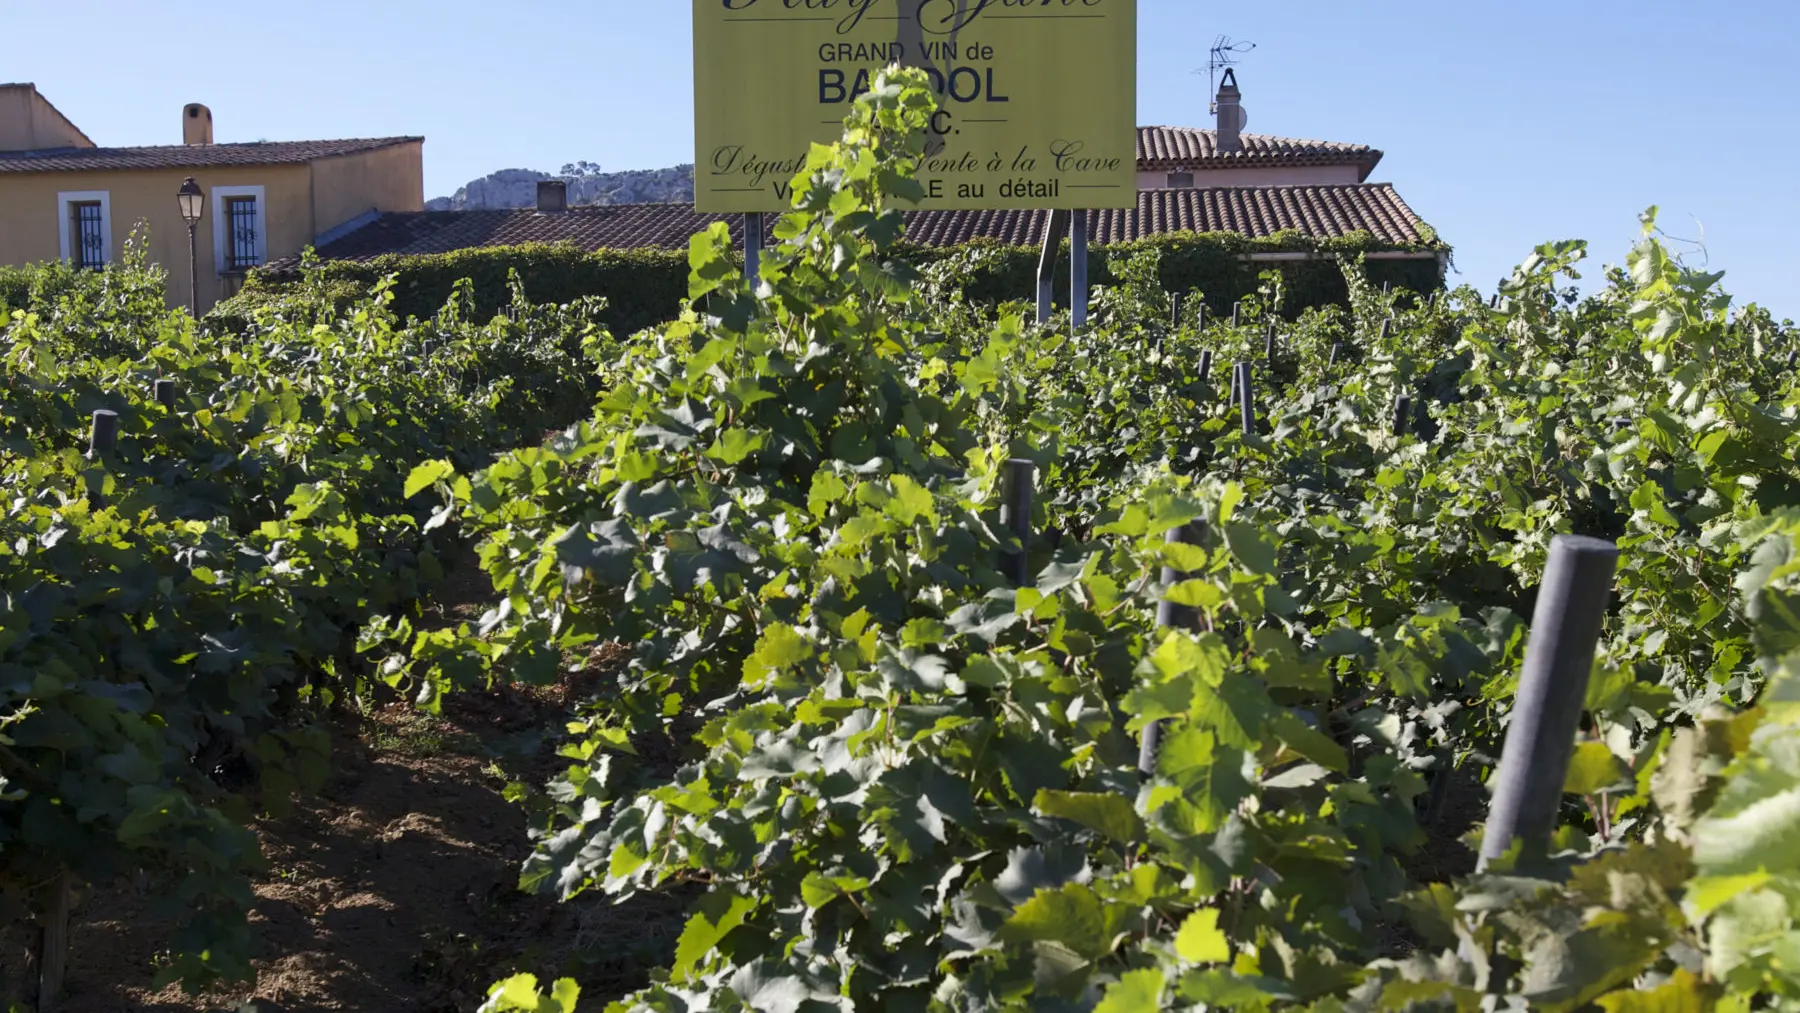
[0,137,422,173]
[1136,127,1382,180]
[266,185,1436,274]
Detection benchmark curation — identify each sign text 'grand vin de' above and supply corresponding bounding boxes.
[693,0,1138,212]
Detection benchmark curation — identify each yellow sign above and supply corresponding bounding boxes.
[692,0,1137,212]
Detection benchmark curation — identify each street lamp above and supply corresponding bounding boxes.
[177,176,204,316]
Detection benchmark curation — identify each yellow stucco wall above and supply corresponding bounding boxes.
[311,142,425,234]
[0,164,310,309]
[0,86,93,151]
[0,142,423,310]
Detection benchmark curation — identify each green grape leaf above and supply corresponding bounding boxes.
[1223,521,1278,575]
[1034,790,1144,844]
[1174,907,1230,964]
[1594,969,1708,1013]
[671,890,757,982]
[999,882,1125,961]
[1094,968,1166,1013]
[1563,741,1634,795]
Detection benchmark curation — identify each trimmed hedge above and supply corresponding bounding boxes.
[919,230,1445,316]
[214,246,690,336]
[0,265,29,314]
[215,229,1446,331]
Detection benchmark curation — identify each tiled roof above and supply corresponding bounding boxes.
[266,184,1436,275]
[0,137,422,173]
[284,204,741,267]
[1137,127,1382,179]
[917,185,1434,247]
[1087,185,1429,246]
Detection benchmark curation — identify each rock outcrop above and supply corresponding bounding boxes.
[426,165,695,211]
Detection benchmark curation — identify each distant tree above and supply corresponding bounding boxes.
[560,161,605,178]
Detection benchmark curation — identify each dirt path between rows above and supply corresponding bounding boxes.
[29,558,685,1013]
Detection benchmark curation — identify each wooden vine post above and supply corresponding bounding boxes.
[38,871,72,1011]
[999,459,1036,587]
[1141,522,1204,776]
[86,410,118,459]
[1235,362,1256,436]
[1479,535,1620,869]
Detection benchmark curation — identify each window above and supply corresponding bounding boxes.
[223,196,260,270]
[69,202,105,269]
[210,185,268,275]
[56,190,112,268]
[1166,171,1195,189]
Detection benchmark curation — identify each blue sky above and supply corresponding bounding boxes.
[8,0,1797,318]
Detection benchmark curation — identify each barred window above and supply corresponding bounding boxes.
[69,201,105,270]
[224,195,261,271]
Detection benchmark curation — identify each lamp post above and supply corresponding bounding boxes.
[177,177,204,316]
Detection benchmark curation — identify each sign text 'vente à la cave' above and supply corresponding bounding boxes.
[693,0,1138,212]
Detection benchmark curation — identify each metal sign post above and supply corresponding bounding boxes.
[743,212,764,292]
[1036,209,1069,324]
[1070,211,1089,333]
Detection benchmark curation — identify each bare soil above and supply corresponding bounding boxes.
[23,557,686,1013]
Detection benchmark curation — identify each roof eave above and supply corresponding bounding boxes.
[1359,150,1385,183]
[0,137,427,174]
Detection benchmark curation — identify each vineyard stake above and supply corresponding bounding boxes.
[37,870,71,1012]
[1232,302,1241,328]
[1198,349,1213,385]
[88,409,119,458]
[1329,342,1342,366]
[999,458,1036,587]
[1141,522,1204,777]
[1381,318,1396,340]
[1264,321,1278,363]
[1171,292,1182,331]
[1479,535,1619,871]
[1236,362,1255,436]
[743,212,764,291]
[153,379,176,408]
[1421,751,1455,828]
[1391,393,1412,437]
[1035,209,1069,324]
[1788,350,1796,371]
[1195,302,1206,330]
[1070,211,1090,333]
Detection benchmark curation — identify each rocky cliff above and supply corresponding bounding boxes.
[426,164,695,211]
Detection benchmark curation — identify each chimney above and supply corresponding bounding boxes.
[536,179,567,214]
[183,103,213,145]
[1214,69,1243,153]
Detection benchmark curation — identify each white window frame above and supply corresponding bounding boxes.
[57,190,112,267]
[211,185,268,273]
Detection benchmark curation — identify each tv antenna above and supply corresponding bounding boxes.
[1201,36,1256,114]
